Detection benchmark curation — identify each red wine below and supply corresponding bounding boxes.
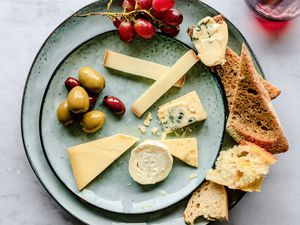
[246,0,300,20]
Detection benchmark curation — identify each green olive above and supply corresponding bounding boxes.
[67,86,90,113]
[79,66,106,93]
[80,111,106,133]
[56,100,74,126]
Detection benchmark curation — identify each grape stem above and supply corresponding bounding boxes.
[106,0,113,10]
[77,9,161,25]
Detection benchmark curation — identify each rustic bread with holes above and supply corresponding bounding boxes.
[183,181,228,225]
[226,44,288,154]
[210,47,281,109]
[206,142,277,192]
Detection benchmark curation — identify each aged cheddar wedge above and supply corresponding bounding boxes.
[131,50,199,117]
[161,138,198,167]
[68,134,139,191]
[157,91,207,134]
[102,50,186,87]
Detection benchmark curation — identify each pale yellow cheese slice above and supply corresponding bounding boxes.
[161,138,198,167]
[68,134,139,191]
[131,50,199,117]
[102,50,186,87]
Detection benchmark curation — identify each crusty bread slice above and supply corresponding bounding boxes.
[183,181,228,225]
[226,44,288,154]
[211,47,281,109]
[206,142,277,192]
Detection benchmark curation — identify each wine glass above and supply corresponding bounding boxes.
[245,0,300,21]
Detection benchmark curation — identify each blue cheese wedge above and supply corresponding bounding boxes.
[157,91,207,134]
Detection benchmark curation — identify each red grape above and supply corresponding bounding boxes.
[162,9,183,26]
[137,0,152,10]
[150,8,161,20]
[160,26,180,37]
[118,21,135,43]
[122,0,135,11]
[113,17,122,28]
[152,0,174,12]
[134,18,156,39]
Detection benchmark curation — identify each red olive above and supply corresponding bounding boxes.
[65,77,80,91]
[88,95,97,111]
[103,96,126,115]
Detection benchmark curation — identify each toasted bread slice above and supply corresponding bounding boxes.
[206,142,277,192]
[226,44,288,154]
[211,47,281,109]
[183,181,228,225]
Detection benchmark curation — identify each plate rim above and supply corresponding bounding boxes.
[20,0,268,223]
[38,30,229,214]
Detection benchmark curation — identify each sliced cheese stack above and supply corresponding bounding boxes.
[131,50,199,117]
[161,138,198,167]
[102,50,186,87]
[158,91,207,134]
[68,134,139,191]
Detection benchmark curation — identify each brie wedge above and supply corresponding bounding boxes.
[128,141,173,185]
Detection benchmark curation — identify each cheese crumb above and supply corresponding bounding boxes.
[138,125,147,133]
[151,127,159,135]
[157,189,167,196]
[143,112,152,127]
[126,182,132,186]
[141,203,153,209]
[161,132,167,140]
[189,173,197,179]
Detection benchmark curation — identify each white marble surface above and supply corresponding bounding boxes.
[0,0,299,224]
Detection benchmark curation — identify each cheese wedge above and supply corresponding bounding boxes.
[68,134,139,191]
[131,50,199,117]
[102,50,186,87]
[161,138,198,167]
[157,91,207,134]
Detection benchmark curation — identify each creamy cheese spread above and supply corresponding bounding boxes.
[192,16,228,66]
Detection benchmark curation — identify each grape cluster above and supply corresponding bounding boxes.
[109,0,183,42]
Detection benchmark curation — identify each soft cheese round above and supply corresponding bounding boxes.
[128,140,173,185]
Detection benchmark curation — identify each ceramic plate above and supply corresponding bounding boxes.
[21,0,266,223]
[40,31,227,213]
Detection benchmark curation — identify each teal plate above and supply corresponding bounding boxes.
[21,0,267,224]
[40,31,226,214]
